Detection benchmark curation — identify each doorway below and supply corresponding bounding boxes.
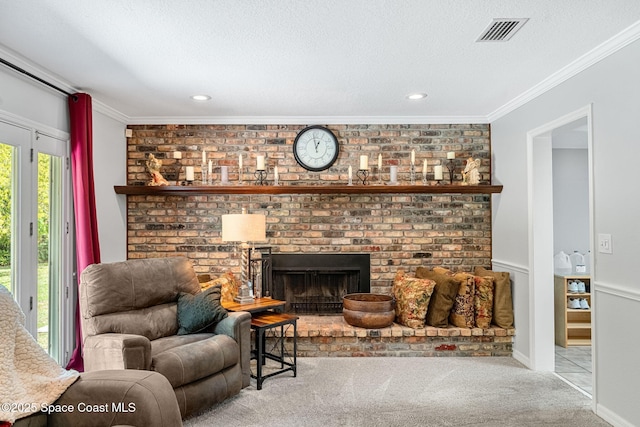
[550,117,592,395]
[527,105,595,398]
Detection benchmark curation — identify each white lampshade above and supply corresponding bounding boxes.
[221,212,266,243]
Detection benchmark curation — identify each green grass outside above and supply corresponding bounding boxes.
[0,264,50,349]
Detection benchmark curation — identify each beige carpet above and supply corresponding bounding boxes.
[184,357,609,427]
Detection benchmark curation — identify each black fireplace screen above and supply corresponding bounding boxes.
[270,254,370,315]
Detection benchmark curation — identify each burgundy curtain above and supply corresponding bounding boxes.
[66,93,101,371]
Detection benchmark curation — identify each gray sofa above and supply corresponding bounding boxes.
[80,257,251,418]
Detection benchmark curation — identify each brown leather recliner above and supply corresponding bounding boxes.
[79,257,251,418]
[13,370,183,427]
[1,281,182,427]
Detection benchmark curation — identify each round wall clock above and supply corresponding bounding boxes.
[293,125,339,171]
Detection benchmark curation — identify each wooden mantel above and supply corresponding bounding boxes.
[114,184,503,196]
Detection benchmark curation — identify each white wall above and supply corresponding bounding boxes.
[92,111,127,262]
[492,38,640,426]
[552,149,590,257]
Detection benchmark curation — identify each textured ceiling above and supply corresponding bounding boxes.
[1,1,640,123]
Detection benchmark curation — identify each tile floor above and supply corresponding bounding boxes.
[555,345,592,395]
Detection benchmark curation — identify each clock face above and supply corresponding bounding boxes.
[293,126,339,171]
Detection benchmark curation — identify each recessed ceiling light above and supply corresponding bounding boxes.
[191,95,211,101]
[406,93,427,100]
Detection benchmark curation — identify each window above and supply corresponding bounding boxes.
[0,120,72,364]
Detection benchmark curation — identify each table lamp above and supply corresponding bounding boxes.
[221,208,266,303]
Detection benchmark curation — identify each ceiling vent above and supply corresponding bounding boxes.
[476,18,529,42]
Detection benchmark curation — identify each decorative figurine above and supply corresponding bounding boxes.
[462,157,481,185]
[146,153,169,186]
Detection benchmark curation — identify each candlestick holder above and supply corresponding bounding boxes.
[238,166,244,184]
[165,164,182,186]
[273,172,279,186]
[357,169,369,185]
[377,167,383,185]
[447,159,455,184]
[201,163,208,186]
[410,164,416,185]
[254,170,267,186]
[422,174,428,185]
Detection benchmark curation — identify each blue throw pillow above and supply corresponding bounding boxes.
[177,284,228,335]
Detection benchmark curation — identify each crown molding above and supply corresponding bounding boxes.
[92,99,129,123]
[125,115,489,125]
[488,20,640,122]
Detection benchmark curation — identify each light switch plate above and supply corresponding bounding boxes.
[598,233,612,254]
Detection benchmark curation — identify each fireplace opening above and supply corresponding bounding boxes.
[269,254,370,315]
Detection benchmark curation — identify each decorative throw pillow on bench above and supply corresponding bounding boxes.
[474,266,514,329]
[432,267,495,329]
[415,267,460,328]
[392,270,436,329]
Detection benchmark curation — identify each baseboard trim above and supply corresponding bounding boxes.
[596,402,636,427]
[512,349,531,369]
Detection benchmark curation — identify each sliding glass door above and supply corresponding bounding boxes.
[0,120,71,364]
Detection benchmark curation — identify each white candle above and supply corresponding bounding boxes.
[434,165,443,180]
[274,166,279,181]
[202,150,206,163]
[208,159,212,174]
[173,151,182,159]
[422,159,427,177]
[411,150,415,165]
[348,165,352,180]
[378,153,382,170]
[257,155,265,171]
[238,154,243,170]
[220,166,229,182]
[390,165,398,183]
[185,166,195,181]
[359,155,368,170]
[447,151,455,160]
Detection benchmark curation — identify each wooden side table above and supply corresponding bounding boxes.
[222,297,285,314]
[250,311,298,390]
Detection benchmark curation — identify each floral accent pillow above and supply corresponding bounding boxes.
[198,271,239,303]
[449,273,476,328]
[452,272,494,328]
[392,270,436,329]
[472,275,495,329]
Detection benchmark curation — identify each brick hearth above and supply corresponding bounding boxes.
[272,316,514,357]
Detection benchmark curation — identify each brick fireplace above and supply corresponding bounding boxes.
[120,123,513,356]
[123,123,494,295]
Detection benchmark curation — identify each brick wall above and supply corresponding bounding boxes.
[124,123,492,294]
